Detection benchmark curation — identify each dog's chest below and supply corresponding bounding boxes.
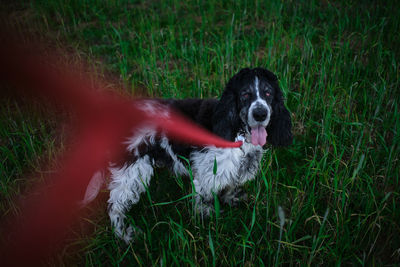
[190,141,264,185]
[236,142,264,183]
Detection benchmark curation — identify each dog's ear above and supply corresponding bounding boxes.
[266,82,293,147]
[212,88,238,141]
[212,69,251,141]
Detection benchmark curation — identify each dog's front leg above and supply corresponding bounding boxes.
[219,186,248,207]
[191,147,243,217]
[192,171,232,217]
[193,178,216,217]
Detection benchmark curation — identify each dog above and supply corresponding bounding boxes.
[84,67,292,243]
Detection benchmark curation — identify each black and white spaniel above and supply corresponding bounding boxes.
[85,67,292,243]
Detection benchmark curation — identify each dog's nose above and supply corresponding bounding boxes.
[252,107,267,122]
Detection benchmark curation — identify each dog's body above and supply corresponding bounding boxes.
[96,68,292,243]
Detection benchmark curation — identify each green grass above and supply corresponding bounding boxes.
[1,0,400,265]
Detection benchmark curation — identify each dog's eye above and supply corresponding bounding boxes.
[242,93,251,99]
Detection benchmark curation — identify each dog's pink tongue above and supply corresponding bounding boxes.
[251,126,267,146]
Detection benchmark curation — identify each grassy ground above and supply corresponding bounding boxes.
[1,0,400,265]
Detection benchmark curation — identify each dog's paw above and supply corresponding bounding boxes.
[221,188,248,207]
[195,201,215,218]
[121,226,134,244]
[224,197,240,207]
[117,225,143,244]
[238,191,248,202]
[223,196,243,207]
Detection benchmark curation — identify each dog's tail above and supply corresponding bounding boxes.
[80,170,106,206]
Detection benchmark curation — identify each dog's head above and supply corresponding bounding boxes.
[212,67,292,147]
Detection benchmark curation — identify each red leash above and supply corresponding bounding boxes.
[0,43,241,266]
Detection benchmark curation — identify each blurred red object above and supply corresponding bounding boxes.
[0,42,241,265]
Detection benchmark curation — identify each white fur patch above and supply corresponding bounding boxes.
[125,126,157,153]
[159,136,188,176]
[248,77,271,128]
[107,156,154,242]
[136,100,170,119]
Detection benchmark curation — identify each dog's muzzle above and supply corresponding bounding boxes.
[248,102,270,146]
